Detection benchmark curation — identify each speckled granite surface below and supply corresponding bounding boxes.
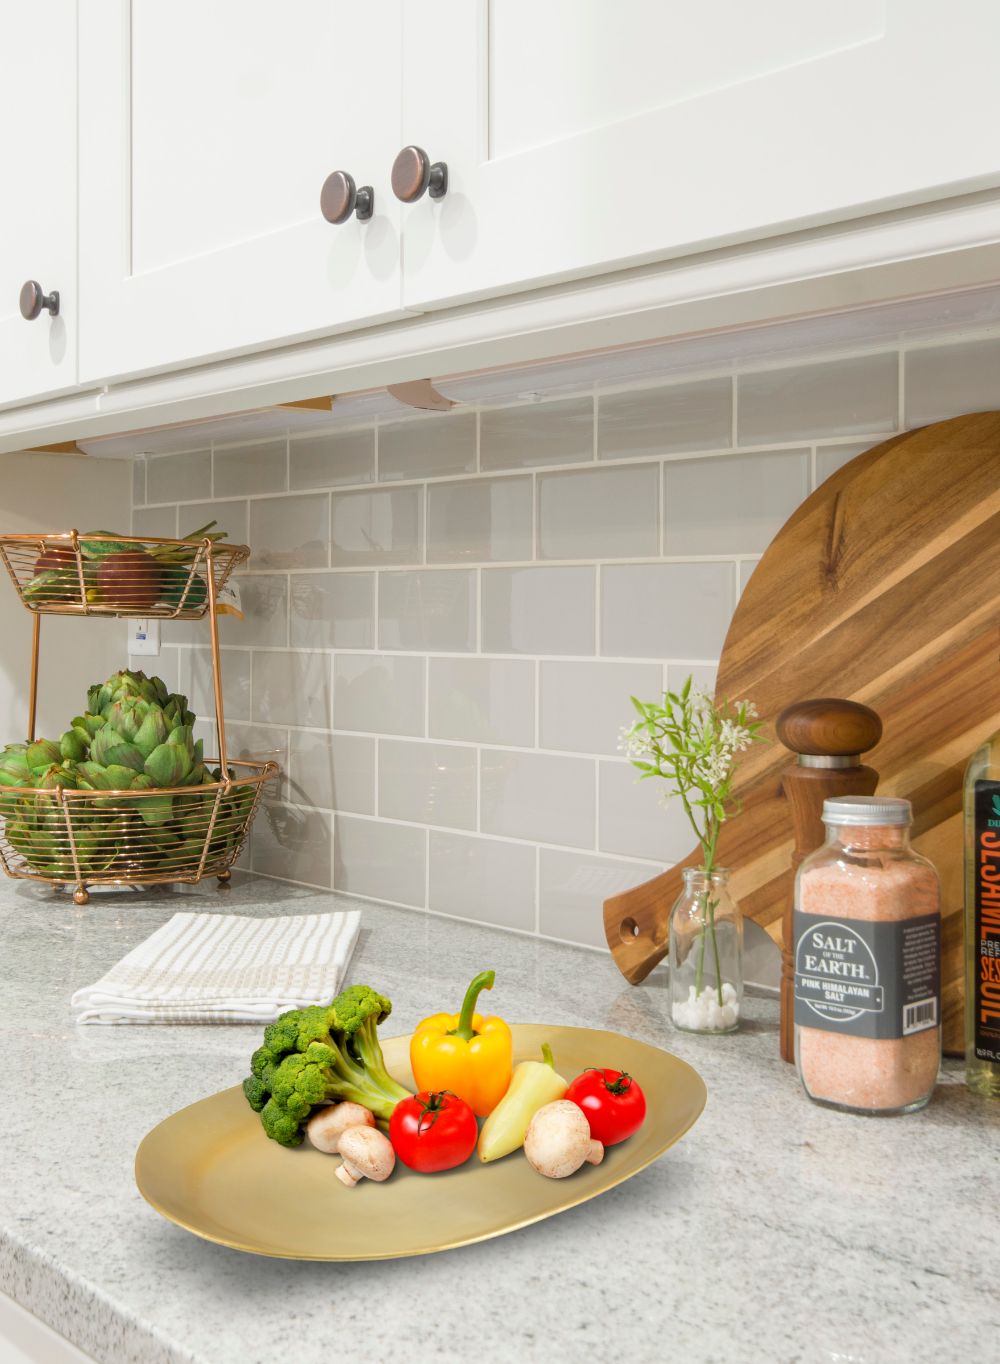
[1,873,997,1364]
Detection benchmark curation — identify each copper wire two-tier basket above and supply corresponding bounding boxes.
[0,530,277,904]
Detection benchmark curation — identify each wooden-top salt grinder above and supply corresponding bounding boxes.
[776,698,883,1063]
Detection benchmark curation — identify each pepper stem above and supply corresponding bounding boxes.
[449,969,495,1041]
[541,1043,555,1068]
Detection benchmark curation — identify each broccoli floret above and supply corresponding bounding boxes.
[241,985,412,1146]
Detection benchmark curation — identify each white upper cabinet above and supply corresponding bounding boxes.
[78,1,407,386]
[0,2,77,408]
[399,0,1000,309]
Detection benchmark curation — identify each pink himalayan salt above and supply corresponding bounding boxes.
[797,825,940,1112]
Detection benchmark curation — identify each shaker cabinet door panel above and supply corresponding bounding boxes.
[401,0,1000,309]
[79,2,406,386]
[0,2,77,408]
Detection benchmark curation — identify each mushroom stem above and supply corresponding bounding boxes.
[335,1160,363,1187]
[585,1140,604,1166]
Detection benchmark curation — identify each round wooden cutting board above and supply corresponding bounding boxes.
[604,412,1000,1053]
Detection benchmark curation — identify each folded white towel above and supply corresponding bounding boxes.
[70,909,360,1025]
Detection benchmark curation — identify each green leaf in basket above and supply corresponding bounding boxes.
[160,564,209,610]
[103,764,140,790]
[79,532,135,560]
[26,739,62,773]
[74,761,104,790]
[132,708,170,759]
[104,742,146,774]
[59,729,88,763]
[136,793,174,827]
[145,742,192,787]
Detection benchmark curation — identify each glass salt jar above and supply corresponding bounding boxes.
[794,796,941,1115]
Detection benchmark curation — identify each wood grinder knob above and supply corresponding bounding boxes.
[776,697,882,760]
[777,697,882,1064]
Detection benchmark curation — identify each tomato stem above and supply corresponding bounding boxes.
[585,1066,633,1095]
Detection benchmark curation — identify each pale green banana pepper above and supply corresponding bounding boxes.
[477,1043,568,1163]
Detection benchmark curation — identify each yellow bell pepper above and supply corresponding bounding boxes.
[410,969,513,1117]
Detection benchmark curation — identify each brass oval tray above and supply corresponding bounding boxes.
[135,1023,706,1260]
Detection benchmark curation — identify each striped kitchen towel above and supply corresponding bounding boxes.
[70,909,360,1025]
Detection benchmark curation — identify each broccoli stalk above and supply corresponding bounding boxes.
[242,984,412,1147]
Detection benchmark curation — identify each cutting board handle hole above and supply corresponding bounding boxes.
[620,917,641,943]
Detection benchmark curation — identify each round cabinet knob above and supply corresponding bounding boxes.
[19,280,59,320]
[320,170,374,224]
[391,145,448,202]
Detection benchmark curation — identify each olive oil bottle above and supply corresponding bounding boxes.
[965,726,1000,1097]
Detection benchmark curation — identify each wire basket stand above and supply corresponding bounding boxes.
[0,530,277,903]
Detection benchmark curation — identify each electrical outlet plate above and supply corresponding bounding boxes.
[128,618,160,656]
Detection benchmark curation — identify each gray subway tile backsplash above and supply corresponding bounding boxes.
[429,831,536,931]
[289,571,374,649]
[290,429,375,490]
[737,352,898,444]
[428,656,534,746]
[250,492,329,568]
[378,412,476,482]
[147,450,211,504]
[214,440,287,498]
[482,566,595,655]
[598,377,732,460]
[481,396,593,471]
[427,476,533,563]
[133,337,980,951]
[538,464,659,560]
[334,815,426,907]
[331,485,422,566]
[333,653,425,736]
[378,738,477,830]
[601,561,733,659]
[378,569,476,652]
[663,449,810,555]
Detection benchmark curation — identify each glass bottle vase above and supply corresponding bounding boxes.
[669,867,743,1034]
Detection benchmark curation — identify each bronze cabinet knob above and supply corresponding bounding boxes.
[19,280,59,320]
[319,170,374,224]
[391,145,448,202]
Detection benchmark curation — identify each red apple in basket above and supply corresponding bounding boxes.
[95,550,162,608]
[31,545,80,602]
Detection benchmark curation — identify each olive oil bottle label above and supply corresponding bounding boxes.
[793,912,940,1039]
[973,781,1000,1063]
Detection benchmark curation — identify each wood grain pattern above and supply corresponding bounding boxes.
[604,413,1000,1054]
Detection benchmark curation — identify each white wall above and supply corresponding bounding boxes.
[0,450,130,742]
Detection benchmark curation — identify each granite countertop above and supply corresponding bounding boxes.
[1,874,997,1364]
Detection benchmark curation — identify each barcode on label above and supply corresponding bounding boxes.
[902,997,937,1035]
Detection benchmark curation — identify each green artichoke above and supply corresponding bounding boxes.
[0,667,256,883]
[0,745,31,788]
[87,669,169,718]
[26,739,62,772]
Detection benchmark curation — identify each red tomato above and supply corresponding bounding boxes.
[389,1090,478,1173]
[565,1069,646,1146]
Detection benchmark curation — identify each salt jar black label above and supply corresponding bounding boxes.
[972,780,1000,1063]
[793,912,940,1039]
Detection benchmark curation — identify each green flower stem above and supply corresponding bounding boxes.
[693,826,724,1008]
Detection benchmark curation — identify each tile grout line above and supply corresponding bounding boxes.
[534,845,541,935]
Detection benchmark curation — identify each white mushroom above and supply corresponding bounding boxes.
[305,1102,376,1154]
[335,1126,396,1187]
[523,1100,604,1179]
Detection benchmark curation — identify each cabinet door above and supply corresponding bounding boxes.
[402,1,1000,309]
[0,2,77,408]
[79,2,405,386]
